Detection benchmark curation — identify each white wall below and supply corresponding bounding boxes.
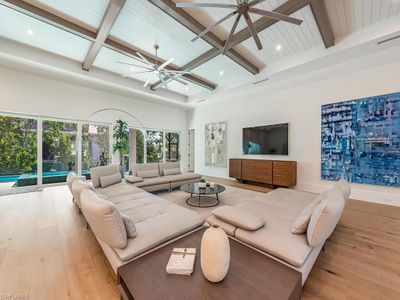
[0,67,189,170]
[189,48,400,206]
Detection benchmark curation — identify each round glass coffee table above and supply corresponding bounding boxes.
[180,183,225,208]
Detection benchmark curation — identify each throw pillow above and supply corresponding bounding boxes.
[163,168,182,176]
[137,169,159,178]
[100,172,122,188]
[291,190,329,234]
[121,214,137,238]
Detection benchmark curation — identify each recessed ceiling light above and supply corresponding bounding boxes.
[219,70,224,76]
[130,67,135,71]
[275,44,282,51]
[26,28,33,36]
[185,86,189,91]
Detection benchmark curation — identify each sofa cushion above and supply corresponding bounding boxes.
[71,179,94,208]
[95,182,143,199]
[125,175,144,184]
[212,206,265,231]
[307,187,345,247]
[131,163,159,177]
[235,209,313,267]
[137,169,159,179]
[134,176,170,188]
[334,179,351,203]
[90,164,120,188]
[81,189,128,249]
[262,188,318,211]
[100,172,122,188]
[291,190,329,234]
[163,168,181,176]
[165,173,201,183]
[113,203,205,262]
[121,214,137,238]
[159,162,180,175]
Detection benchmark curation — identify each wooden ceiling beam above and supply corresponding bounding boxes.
[148,0,259,75]
[151,0,309,89]
[226,0,311,51]
[82,0,126,71]
[309,0,335,48]
[0,0,216,91]
[152,0,335,90]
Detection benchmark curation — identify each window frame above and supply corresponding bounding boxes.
[128,126,181,167]
[0,110,111,195]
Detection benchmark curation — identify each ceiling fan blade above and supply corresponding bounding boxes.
[192,11,237,42]
[249,8,303,25]
[222,13,241,55]
[176,3,237,9]
[136,52,154,67]
[248,0,267,7]
[122,71,153,77]
[244,12,263,50]
[157,74,169,89]
[158,58,174,71]
[144,74,154,87]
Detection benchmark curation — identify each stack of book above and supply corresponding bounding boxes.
[166,248,196,275]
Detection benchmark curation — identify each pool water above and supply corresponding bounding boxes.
[0,170,90,183]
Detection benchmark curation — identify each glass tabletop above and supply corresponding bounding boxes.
[180,183,225,195]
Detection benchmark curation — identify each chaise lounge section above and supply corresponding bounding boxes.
[78,164,205,273]
[207,180,350,285]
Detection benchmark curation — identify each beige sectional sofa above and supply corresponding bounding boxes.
[128,162,201,192]
[68,164,349,286]
[70,164,204,273]
[207,180,350,285]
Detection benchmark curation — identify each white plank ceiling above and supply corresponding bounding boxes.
[0,5,91,61]
[27,0,109,29]
[109,0,213,66]
[0,0,399,97]
[324,0,400,39]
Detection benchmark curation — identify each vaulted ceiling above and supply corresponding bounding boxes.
[0,0,399,102]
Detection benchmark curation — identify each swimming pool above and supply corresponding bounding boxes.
[0,170,90,184]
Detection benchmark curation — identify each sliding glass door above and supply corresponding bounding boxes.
[0,115,38,193]
[82,123,110,179]
[42,120,78,184]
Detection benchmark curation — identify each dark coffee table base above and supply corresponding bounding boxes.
[185,193,220,207]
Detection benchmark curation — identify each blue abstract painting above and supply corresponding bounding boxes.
[321,92,400,187]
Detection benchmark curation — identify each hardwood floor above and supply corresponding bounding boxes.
[0,182,399,299]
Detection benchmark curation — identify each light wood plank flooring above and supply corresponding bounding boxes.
[0,181,399,299]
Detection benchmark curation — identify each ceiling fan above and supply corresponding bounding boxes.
[177,0,303,54]
[116,44,191,89]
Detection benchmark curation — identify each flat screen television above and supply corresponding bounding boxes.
[242,123,288,155]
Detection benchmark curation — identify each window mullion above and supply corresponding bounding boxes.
[37,117,43,189]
